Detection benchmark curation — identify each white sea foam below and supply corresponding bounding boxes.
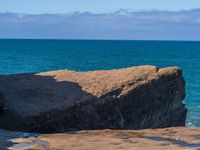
[186,121,196,128]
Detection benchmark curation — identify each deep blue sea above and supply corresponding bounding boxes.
[0,39,199,127]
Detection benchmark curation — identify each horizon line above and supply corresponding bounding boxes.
[0,38,200,42]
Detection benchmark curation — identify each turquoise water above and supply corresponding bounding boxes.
[0,39,199,127]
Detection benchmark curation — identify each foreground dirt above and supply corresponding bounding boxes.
[5,127,200,150]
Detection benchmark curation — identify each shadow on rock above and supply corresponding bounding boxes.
[0,129,39,150]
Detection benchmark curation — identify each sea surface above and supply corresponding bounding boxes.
[0,39,199,127]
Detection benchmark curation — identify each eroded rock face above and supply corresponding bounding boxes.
[0,66,187,133]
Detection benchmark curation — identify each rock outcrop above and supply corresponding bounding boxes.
[0,65,187,133]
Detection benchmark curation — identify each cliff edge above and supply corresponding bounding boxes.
[0,65,187,133]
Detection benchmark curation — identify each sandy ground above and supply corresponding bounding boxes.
[3,127,200,150]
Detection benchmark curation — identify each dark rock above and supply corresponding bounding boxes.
[0,66,187,133]
[0,93,4,113]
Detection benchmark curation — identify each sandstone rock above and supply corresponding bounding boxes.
[0,65,187,133]
[5,127,200,150]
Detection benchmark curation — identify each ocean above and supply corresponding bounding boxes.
[0,39,199,127]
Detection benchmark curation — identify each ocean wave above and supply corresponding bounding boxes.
[186,121,197,128]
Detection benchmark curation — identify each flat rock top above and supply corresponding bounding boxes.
[7,127,200,150]
[39,65,180,97]
[0,65,181,117]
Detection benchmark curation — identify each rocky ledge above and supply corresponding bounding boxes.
[0,65,187,133]
[3,128,200,150]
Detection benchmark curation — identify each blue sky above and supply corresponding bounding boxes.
[1,0,200,13]
[0,1,200,40]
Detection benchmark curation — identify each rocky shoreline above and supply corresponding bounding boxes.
[2,127,200,150]
[0,65,192,149]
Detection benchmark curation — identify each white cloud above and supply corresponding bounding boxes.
[0,9,200,40]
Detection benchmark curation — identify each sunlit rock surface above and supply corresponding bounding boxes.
[2,128,200,150]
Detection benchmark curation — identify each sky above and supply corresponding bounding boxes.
[1,0,200,14]
[0,1,200,40]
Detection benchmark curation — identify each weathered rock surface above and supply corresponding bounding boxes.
[5,128,200,150]
[0,65,187,133]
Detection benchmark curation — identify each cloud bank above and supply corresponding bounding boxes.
[0,9,200,40]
